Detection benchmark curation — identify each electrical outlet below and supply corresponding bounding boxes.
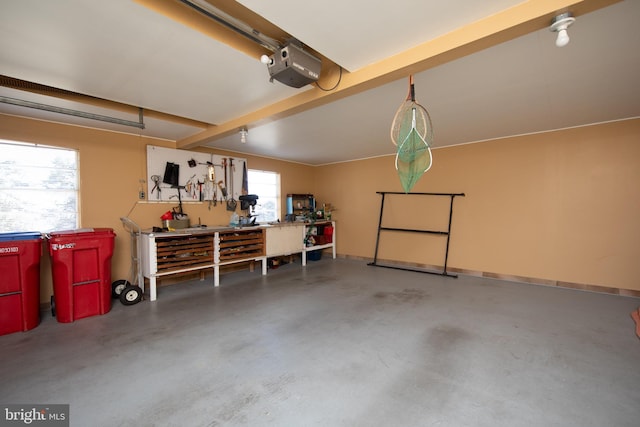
[139,190,146,200]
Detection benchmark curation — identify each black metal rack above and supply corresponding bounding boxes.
[368,191,465,277]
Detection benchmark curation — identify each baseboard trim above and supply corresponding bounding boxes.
[341,254,640,298]
[38,255,640,311]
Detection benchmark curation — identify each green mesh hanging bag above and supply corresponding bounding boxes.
[390,76,433,192]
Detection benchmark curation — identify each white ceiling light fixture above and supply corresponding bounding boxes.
[239,127,248,143]
[550,12,576,47]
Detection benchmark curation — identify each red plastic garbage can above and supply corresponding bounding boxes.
[48,228,115,323]
[0,232,43,336]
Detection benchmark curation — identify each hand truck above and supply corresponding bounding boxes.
[111,217,144,305]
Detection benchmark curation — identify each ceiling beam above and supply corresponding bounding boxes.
[135,0,287,61]
[0,74,210,129]
[134,0,340,103]
[172,0,621,149]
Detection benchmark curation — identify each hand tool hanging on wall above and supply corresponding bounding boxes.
[164,161,186,216]
[184,174,196,199]
[151,175,161,199]
[213,163,219,206]
[191,175,197,199]
[227,158,237,211]
[217,180,226,201]
[162,162,179,187]
[241,161,248,196]
[189,158,213,168]
[218,158,228,201]
[206,163,216,208]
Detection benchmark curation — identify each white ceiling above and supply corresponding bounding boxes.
[1,0,639,165]
[237,0,523,72]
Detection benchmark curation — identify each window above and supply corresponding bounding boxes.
[247,169,280,223]
[0,140,79,233]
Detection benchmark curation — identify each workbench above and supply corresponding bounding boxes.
[140,226,266,301]
[140,221,335,301]
[264,220,336,264]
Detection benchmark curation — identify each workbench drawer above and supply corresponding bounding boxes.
[217,229,265,262]
[155,235,214,273]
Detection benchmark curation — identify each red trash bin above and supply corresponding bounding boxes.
[48,228,115,323]
[0,232,43,336]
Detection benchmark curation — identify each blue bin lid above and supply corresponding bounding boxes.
[0,232,42,242]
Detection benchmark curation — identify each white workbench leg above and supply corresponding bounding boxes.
[302,251,307,266]
[214,265,220,287]
[262,258,267,275]
[150,277,157,301]
[332,225,336,259]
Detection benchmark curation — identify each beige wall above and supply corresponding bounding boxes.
[2,114,638,300]
[0,114,314,302]
[314,118,640,292]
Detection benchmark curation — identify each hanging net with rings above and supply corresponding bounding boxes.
[390,75,433,192]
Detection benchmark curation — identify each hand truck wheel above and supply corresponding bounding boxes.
[119,285,143,306]
[111,279,131,298]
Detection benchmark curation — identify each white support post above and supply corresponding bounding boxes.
[149,277,157,301]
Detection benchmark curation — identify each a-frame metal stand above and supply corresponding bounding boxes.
[368,191,465,277]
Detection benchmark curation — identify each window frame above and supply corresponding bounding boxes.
[0,139,80,233]
[247,169,281,223]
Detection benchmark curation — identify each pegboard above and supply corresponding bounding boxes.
[146,145,246,203]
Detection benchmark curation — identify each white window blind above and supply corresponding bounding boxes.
[0,140,79,233]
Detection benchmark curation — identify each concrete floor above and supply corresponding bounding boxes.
[1,258,639,427]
